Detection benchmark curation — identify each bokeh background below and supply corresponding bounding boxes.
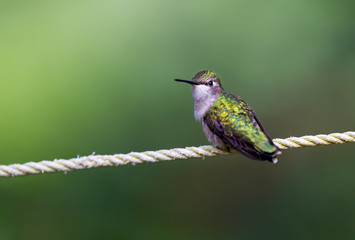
[0,0,354,239]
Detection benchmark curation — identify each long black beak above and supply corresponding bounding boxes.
[174,79,200,85]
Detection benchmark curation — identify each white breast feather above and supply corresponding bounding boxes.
[192,85,219,122]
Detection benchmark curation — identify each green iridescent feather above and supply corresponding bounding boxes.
[204,92,278,158]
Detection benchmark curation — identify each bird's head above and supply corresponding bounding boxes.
[175,70,223,101]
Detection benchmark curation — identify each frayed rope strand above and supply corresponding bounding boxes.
[0,131,354,178]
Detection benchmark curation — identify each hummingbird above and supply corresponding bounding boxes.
[175,70,281,163]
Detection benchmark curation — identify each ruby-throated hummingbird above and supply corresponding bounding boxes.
[175,70,281,163]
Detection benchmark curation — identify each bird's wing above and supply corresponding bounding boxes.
[204,92,279,162]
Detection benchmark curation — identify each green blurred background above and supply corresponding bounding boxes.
[0,0,354,239]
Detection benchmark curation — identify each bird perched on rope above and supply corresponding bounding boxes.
[175,70,281,163]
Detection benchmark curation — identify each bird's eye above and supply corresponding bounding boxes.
[208,81,213,86]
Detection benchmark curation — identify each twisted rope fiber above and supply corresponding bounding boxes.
[0,131,354,178]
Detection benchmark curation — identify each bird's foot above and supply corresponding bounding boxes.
[215,145,231,153]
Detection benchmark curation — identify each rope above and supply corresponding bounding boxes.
[0,131,354,178]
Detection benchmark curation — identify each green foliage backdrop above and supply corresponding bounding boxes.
[0,0,354,239]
